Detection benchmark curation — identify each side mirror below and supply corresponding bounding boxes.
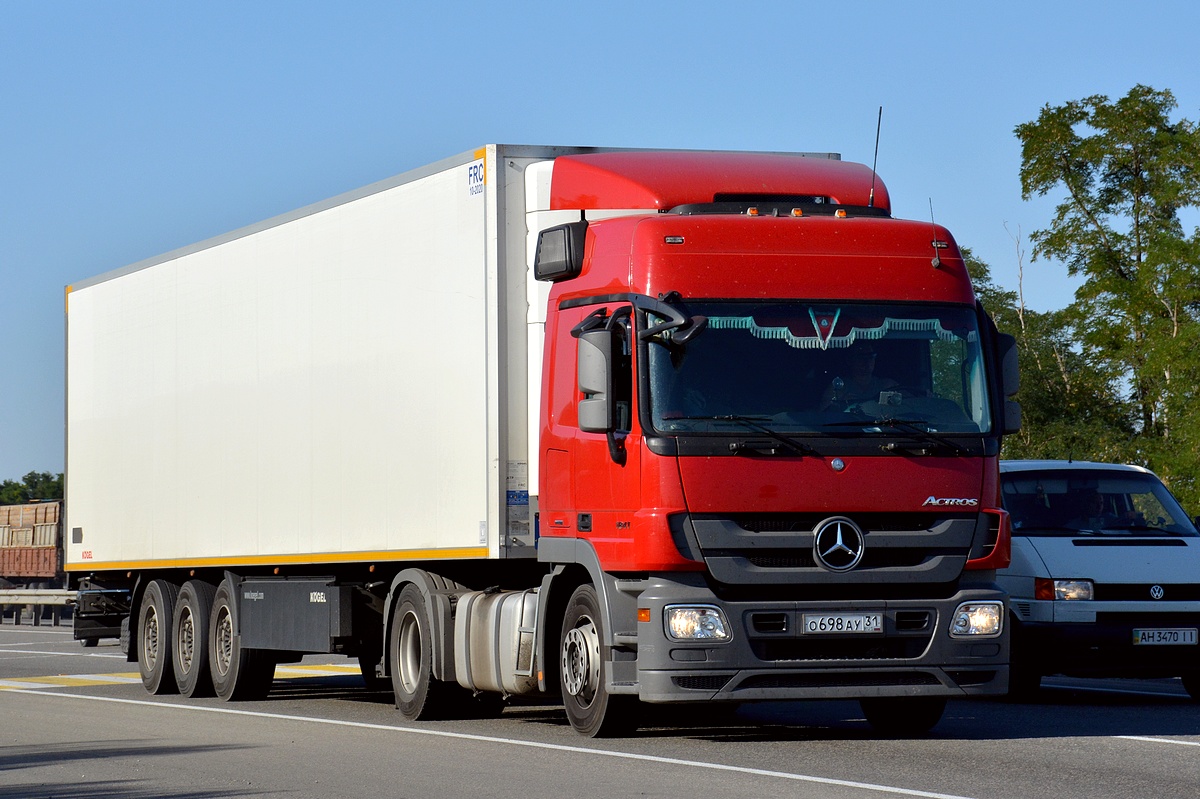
[534,221,587,282]
[577,328,615,434]
[998,333,1019,397]
[1004,400,1022,435]
[996,333,1021,434]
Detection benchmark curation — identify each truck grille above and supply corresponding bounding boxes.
[690,514,979,586]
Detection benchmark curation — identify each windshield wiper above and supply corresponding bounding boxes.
[824,416,968,456]
[674,414,817,457]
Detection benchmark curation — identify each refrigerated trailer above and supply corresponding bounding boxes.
[67,145,1020,736]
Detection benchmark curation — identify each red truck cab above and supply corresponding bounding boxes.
[534,151,1017,735]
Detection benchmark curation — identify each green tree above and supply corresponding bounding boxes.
[966,249,1133,464]
[1015,85,1200,507]
[0,471,64,504]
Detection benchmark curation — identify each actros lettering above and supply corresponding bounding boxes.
[922,496,979,507]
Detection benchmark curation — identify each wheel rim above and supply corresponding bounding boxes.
[142,605,160,672]
[214,607,233,677]
[561,615,600,703]
[396,610,422,695]
[177,606,195,674]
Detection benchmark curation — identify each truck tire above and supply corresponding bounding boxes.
[559,584,636,737]
[390,583,456,719]
[172,580,217,697]
[859,696,946,736]
[208,579,274,701]
[138,580,180,695]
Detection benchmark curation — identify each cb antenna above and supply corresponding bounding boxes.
[868,106,882,208]
[929,198,948,269]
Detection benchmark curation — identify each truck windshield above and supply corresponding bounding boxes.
[646,302,992,435]
[1002,469,1200,537]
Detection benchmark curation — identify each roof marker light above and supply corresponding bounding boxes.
[835,208,848,218]
[791,208,804,217]
[747,207,760,216]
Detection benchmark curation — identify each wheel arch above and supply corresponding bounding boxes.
[381,568,465,683]
[534,538,638,694]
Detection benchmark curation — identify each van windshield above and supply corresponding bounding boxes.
[646,301,991,435]
[1001,469,1199,537]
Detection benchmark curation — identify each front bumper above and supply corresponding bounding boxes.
[634,574,1008,703]
[1011,601,1200,678]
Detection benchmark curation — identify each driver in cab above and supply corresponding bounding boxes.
[819,341,897,410]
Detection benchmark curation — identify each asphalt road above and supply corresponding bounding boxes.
[1,623,1197,799]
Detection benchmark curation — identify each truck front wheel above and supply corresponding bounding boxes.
[559,584,635,737]
[138,580,180,695]
[208,579,274,701]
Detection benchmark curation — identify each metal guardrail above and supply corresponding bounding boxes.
[0,589,74,627]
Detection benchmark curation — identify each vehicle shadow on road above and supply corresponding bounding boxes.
[0,741,258,799]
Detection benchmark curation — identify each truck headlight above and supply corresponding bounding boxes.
[665,605,731,641]
[1035,578,1094,601]
[950,601,1003,637]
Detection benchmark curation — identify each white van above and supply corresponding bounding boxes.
[999,460,1200,698]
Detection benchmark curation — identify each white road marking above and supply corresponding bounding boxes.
[1117,735,1200,747]
[5,688,981,799]
[0,647,126,658]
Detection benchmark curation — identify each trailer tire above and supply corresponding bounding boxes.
[208,579,274,701]
[172,580,217,697]
[390,584,455,719]
[138,580,180,695]
[80,637,99,648]
[859,696,946,737]
[559,584,636,737]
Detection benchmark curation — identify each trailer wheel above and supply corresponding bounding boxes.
[172,580,217,697]
[390,584,454,719]
[138,580,180,695]
[208,579,274,701]
[559,584,636,737]
[859,696,946,737]
[80,637,99,648]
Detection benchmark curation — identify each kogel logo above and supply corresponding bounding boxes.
[922,496,979,507]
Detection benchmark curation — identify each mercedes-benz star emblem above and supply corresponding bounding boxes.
[813,517,865,572]
[1150,585,1165,600]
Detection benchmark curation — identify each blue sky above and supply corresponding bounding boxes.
[2,2,1198,479]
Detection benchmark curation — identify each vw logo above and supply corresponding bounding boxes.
[813,516,865,572]
[1150,585,1165,600]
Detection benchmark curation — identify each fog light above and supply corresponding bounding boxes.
[665,605,731,641]
[950,602,1003,638]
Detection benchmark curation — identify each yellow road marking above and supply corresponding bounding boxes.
[0,664,367,691]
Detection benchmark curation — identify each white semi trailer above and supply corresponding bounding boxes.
[68,144,1017,736]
